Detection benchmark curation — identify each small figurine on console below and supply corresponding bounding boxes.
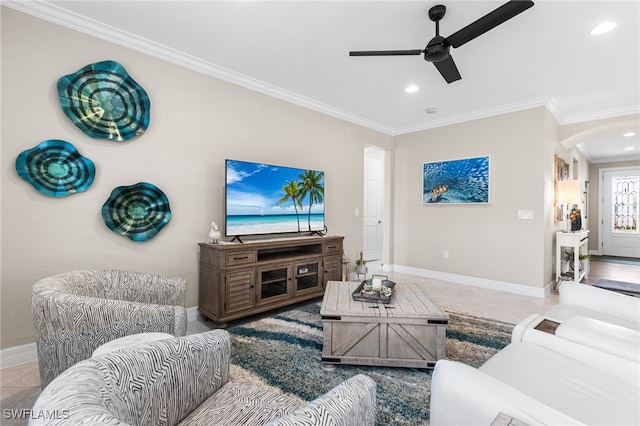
[208,222,221,243]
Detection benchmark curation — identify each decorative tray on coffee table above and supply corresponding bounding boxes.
[352,275,396,304]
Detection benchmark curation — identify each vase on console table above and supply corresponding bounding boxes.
[356,265,367,275]
[568,260,584,272]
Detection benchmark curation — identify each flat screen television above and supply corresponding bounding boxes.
[225,159,325,238]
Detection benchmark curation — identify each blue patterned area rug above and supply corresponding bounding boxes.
[227,302,513,426]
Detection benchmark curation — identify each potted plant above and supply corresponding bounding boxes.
[563,249,591,272]
[355,251,367,275]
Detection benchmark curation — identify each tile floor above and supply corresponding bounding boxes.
[1,259,637,425]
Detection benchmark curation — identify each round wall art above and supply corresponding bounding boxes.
[102,182,171,242]
[15,140,96,197]
[57,60,150,141]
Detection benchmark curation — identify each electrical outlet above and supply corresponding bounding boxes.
[443,250,449,259]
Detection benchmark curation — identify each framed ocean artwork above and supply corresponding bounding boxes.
[422,156,490,204]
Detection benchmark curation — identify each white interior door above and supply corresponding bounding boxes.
[601,167,640,258]
[363,148,384,262]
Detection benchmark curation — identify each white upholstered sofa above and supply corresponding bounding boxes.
[511,282,640,381]
[539,281,639,330]
[430,283,640,425]
[29,329,377,426]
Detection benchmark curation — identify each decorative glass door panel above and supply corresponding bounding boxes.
[611,175,639,233]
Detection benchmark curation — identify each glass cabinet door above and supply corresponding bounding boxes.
[258,265,291,304]
[294,260,321,295]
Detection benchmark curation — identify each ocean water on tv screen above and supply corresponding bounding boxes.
[227,213,325,236]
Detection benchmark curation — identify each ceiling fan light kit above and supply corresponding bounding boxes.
[349,0,535,84]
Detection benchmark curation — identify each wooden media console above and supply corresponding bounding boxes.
[198,235,343,322]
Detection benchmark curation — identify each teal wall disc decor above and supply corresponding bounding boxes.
[57,60,150,141]
[15,140,96,197]
[102,182,171,242]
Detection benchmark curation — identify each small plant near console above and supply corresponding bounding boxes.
[355,251,367,274]
[563,249,590,271]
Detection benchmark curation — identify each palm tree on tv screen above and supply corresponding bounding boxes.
[299,170,324,231]
[277,181,303,232]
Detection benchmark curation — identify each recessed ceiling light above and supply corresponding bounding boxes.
[624,146,636,151]
[623,132,637,137]
[425,107,438,114]
[405,85,419,93]
[590,22,617,35]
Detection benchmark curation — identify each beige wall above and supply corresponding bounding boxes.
[392,108,549,289]
[0,8,392,348]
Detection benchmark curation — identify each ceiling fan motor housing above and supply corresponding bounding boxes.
[425,36,450,62]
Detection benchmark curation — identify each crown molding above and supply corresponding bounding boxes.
[576,143,594,162]
[3,1,637,137]
[393,97,563,135]
[3,0,396,135]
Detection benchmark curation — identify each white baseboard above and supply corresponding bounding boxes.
[386,264,548,299]
[0,342,38,369]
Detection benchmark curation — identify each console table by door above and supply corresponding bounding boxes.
[555,230,589,283]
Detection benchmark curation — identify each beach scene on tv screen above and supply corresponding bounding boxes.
[226,160,325,235]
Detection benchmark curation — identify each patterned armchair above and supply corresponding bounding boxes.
[29,330,377,426]
[32,269,187,388]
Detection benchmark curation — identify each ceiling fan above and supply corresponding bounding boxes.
[349,0,534,83]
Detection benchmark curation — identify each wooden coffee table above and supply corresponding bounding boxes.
[320,281,449,369]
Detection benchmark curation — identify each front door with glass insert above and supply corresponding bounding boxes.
[602,167,640,258]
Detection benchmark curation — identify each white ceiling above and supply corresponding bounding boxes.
[7,0,640,162]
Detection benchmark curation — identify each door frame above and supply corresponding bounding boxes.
[363,146,387,267]
[598,165,640,257]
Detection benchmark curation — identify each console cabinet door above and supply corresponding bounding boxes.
[323,255,342,284]
[225,269,256,315]
[257,264,292,306]
[294,259,322,296]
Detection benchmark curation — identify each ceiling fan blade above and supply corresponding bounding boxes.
[445,0,534,48]
[433,55,461,84]
[349,50,423,56]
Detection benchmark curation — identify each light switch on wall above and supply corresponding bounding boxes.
[518,210,534,220]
